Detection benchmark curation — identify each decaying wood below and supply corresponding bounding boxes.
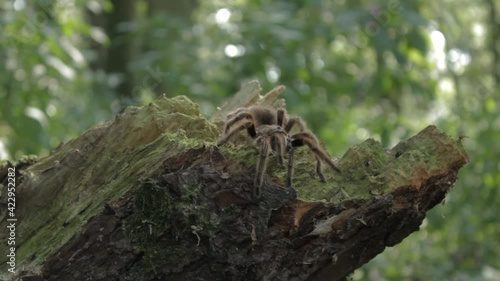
[0,93,468,281]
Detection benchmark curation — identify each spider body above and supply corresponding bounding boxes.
[217,105,340,198]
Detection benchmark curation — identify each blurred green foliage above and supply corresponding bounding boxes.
[0,0,498,280]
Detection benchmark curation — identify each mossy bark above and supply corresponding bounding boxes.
[0,95,468,281]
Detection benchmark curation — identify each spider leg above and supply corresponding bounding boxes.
[290,132,341,181]
[272,134,287,166]
[286,137,294,187]
[315,157,327,182]
[217,119,253,146]
[253,125,288,197]
[226,107,247,119]
[272,138,282,165]
[277,108,287,127]
[254,136,271,198]
[275,108,286,166]
[223,110,252,133]
[284,115,307,133]
[246,126,257,138]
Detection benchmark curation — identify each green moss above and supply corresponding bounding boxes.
[0,95,219,277]
[125,179,219,240]
[124,176,220,270]
[155,95,201,116]
[124,180,178,244]
[330,139,390,199]
[217,141,346,201]
[216,138,394,203]
[15,155,39,165]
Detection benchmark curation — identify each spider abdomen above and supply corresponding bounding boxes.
[250,106,277,126]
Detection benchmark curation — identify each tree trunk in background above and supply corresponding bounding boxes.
[85,0,136,108]
[147,0,198,19]
[85,6,106,72]
[86,0,199,105]
[486,0,500,88]
[105,0,136,100]
[139,0,199,95]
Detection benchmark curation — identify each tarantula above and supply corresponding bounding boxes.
[217,105,341,198]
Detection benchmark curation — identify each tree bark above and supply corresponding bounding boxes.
[0,94,468,281]
[485,0,499,88]
[105,0,136,99]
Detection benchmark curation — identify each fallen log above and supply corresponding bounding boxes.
[0,93,468,281]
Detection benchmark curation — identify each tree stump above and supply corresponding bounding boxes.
[0,95,468,281]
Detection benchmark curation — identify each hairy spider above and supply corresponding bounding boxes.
[217,105,341,198]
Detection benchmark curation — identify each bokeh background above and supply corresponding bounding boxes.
[1,0,499,280]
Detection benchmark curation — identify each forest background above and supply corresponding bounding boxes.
[0,0,498,280]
